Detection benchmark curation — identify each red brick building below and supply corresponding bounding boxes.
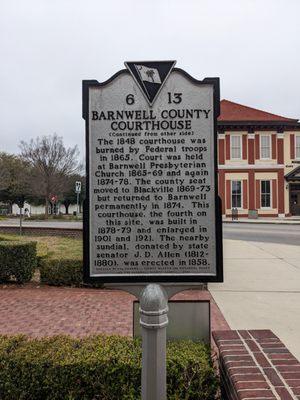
[217,100,300,217]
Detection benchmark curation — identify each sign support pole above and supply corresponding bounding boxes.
[140,284,168,400]
[106,283,205,400]
[76,192,79,219]
[19,207,22,236]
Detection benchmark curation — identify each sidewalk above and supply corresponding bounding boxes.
[223,216,300,224]
[0,286,228,338]
[209,239,300,360]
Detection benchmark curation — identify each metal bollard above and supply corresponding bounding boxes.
[140,284,169,400]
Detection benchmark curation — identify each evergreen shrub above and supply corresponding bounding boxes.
[39,257,82,286]
[0,241,37,283]
[0,335,219,400]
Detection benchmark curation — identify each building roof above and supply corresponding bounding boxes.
[218,99,298,123]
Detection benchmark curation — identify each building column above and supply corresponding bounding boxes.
[243,180,248,209]
[272,179,278,209]
[248,133,255,164]
[255,179,260,209]
[277,132,285,217]
[278,169,285,217]
[226,180,231,212]
[225,134,230,160]
[248,170,255,211]
[255,134,260,160]
[218,170,225,215]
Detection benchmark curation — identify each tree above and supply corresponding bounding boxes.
[0,153,32,206]
[0,153,32,229]
[60,174,85,215]
[20,134,82,218]
[0,156,10,191]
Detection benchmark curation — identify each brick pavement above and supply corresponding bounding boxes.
[0,285,229,337]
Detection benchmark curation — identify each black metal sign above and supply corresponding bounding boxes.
[82,61,223,283]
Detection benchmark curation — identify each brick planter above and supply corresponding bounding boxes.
[213,329,300,400]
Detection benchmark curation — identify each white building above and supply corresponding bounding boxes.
[12,202,78,216]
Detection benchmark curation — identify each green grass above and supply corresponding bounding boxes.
[26,214,83,221]
[0,234,82,260]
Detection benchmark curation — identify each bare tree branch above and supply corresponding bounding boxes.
[19,134,82,217]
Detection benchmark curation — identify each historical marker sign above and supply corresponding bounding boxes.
[82,61,223,283]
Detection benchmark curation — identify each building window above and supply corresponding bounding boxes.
[231,180,242,208]
[260,135,271,159]
[261,180,271,208]
[296,136,300,159]
[230,135,241,159]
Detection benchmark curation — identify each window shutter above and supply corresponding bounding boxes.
[248,136,255,164]
[277,136,284,164]
[242,135,247,160]
[218,138,225,164]
[272,134,277,159]
[290,134,295,159]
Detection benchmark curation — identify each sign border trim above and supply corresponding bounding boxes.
[82,68,223,284]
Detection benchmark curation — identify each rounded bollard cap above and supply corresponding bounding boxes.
[140,284,168,314]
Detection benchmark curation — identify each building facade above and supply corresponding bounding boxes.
[217,100,300,217]
[11,202,78,216]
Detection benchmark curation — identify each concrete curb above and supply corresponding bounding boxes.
[222,219,300,225]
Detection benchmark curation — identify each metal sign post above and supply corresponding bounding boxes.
[19,206,23,236]
[107,282,205,400]
[75,181,81,217]
[82,61,223,400]
[50,194,57,216]
[17,196,25,236]
[140,284,168,400]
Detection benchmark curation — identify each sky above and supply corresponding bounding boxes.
[1,0,300,158]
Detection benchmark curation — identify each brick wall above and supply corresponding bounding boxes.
[213,329,300,400]
[0,226,82,238]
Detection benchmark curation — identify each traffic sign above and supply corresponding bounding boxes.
[75,181,81,193]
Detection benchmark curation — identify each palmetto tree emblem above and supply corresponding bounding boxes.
[126,61,176,105]
[145,69,155,82]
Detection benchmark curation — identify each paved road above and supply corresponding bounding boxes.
[223,223,300,245]
[1,219,300,245]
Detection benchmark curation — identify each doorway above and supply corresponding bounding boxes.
[289,184,300,216]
